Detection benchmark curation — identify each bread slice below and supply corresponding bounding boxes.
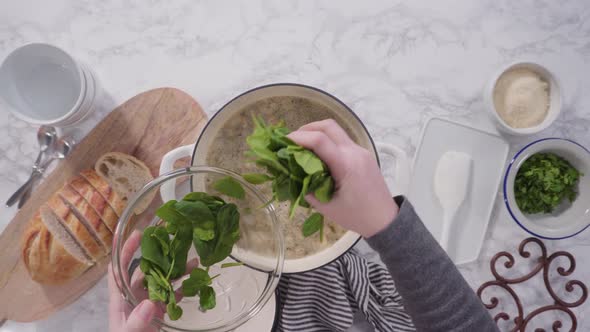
[59,184,114,253]
[22,214,92,284]
[39,205,94,264]
[70,174,120,233]
[79,170,126,217]
[95,152,155,214]
[45,195,107,260]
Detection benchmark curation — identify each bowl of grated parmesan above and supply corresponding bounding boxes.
[486,62,562,136]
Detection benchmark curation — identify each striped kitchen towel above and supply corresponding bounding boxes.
[277,250,415,332]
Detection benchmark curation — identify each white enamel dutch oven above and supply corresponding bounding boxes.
[160,83,410,273]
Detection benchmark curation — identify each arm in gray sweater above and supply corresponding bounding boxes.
[366,197,499,332]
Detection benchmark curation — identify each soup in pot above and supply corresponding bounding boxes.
[206,96,360,259]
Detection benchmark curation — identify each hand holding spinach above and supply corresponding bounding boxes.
[243,116,335,238]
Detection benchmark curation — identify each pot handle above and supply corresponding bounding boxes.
[159,144,195,202]
[375,142,411,196]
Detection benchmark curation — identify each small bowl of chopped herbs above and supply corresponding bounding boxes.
[112,166,284,331]
[504,138,590,239]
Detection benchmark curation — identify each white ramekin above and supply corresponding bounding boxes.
[484,61,562,136]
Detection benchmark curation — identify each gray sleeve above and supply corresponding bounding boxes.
[366,197,498,332]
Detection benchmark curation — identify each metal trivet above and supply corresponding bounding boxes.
[477,237,588,332]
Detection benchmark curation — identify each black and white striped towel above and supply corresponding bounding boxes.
[277,250,415,332]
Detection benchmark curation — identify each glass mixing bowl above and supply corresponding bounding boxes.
[112,166,284,331]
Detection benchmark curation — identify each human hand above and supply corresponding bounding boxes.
[108,231,199,332]
[288,119,398,238]
[108,231,161,332]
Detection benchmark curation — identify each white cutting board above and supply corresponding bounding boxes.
[408,118,510,264]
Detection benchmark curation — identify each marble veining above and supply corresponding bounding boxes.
[1,0,589,331]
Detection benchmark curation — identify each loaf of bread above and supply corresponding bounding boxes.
[21,153,154,285]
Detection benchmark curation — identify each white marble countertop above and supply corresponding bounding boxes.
[1,1,589,331]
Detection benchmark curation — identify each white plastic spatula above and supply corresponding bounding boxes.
[433,151,473,251]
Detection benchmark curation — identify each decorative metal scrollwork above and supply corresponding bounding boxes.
[477,238,588,332]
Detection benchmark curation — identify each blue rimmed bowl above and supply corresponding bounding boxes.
[504,138,590,239]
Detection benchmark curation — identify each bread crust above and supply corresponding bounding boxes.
[22,214,92,285]
[79,170,126,217]
[59,184,114,253]
[45,195,106,261]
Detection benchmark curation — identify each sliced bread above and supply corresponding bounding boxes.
[22,213,92,284]
[59,184,114,253]
[95,152,155,214]
[79,169,126,217]
[39,205,97,264]
[45,196,107,261]
[70,174,120,233]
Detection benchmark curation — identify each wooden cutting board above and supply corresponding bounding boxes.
[0,88,207,322]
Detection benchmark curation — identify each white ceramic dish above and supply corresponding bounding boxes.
[408,117,510,264]
[504,138,590,239]
[484,61,562,136]
[0,43,96,127]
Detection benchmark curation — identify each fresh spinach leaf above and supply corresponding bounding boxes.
[175,200,215,223]
[302,213,324,238]
[145,275,168,302]
[276,148,291,160]
[182,192,226,214]
[273,174,291,202]
[139,258,153,274]
[193,204,240,267]
[293,150,324,175]
[199,286,216,310]
[314,176,334,203]
[288,155,306,180]
[156,200,192,234]
[141,226,171,272]
[289,175,310,219]
[252,148,290,175]
[167,302,183,321]
[212,176,246,199]
[168,223,192,279]
[242,173,273,184]
[181,267,212,297]
[193,226,215,241]
[150,227,170,256]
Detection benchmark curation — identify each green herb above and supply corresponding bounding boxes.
[192,203,240,267]
[302,212,324,240]
[221,262,244,268]
[212,176,245,199]
[140,192,243,320]
[242,173,274,184]
[199,286,216,310]
[244,116,336,237]
[167,302,183,321]
[181,267,213,297]
[515,153,582,214]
